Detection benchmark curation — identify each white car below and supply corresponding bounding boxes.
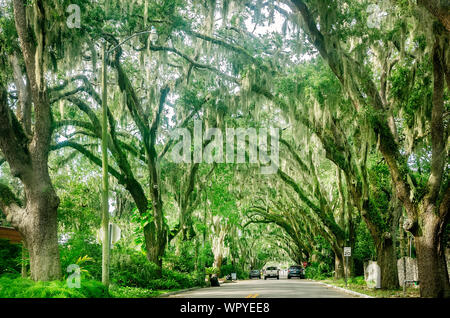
[264,266,279,280]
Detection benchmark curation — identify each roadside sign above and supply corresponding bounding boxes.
[344,247,351,257]
[231,273,236,280]
[97,223,121,247]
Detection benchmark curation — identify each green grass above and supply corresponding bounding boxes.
[0,274,192,298]
[0,275,109,298]
[320,276,420,298]
[109,285,175,298]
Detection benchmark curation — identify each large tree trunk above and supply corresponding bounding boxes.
[414,210,450,297]
[362,210,399,289]
[0,161,61,281]
[145,222,167,277]
[376,236,399,290]
[418,0,450,31]
[214,254,223,276]
[21,154,61,281]
[0,0,62,281]
[24,203,61,281]
[411,34,450,298]
[334,254,344,279]
[124,179,166,276]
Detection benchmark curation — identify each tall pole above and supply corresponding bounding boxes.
[344,255,348,287]
[101,42,110,287]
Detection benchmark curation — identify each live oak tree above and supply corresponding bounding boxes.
[50,0,249,273]
[0,0,447,297]
[0,0,87,281]
[281,0,449,297]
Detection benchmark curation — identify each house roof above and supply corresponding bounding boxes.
[0,226,23,244]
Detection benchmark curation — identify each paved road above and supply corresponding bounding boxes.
[168,278,356,298]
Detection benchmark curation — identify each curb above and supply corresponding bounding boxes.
[158,286,205,297]
[314,281,373,298]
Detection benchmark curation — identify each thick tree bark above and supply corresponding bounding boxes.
[23,197,60,281]
[409,32,450,297]
[0,0,61,281]
[415,202,450,297]
[376,236,400,290]
[418,0,450,32]
[334,254,345,279]
[214,254,223,276]
[289,0,448,296]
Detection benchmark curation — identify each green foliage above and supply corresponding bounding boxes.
[0,275,109,298]
[129,205,153,249]
[109,285,157,298]
[220,258,248,279]
[110,248,198,290]
[59,233,102,281]
[205,267,219,275]
[0,183,20,206]
[111,250,160,287]
[162,268,198,289]
[389,59,433,129]
[347,276,365,285]
[145,278,180,290]
[305,262,332,280]
[164,240,196,272]
[0,239,21,275]
[353,221,376,275]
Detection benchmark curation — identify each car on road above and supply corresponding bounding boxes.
[264,266,279,280]
[287,265,305,279]
[249,269,261,279]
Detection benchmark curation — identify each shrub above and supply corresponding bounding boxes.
[146,278,181,290]
[164,241,196,272]
[109,286,156,298]
[110,251,160,288]
[0,239,21,275]
[110,249,198,290]
[0,275,109,298]
[59,234,102,280]
[348,276,365,285]
[305,262,332,280]
[163,268,197,289]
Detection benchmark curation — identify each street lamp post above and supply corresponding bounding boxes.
[100,28,158,287]
[101,42,110,287]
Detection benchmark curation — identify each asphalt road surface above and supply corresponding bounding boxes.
[168,278,356,298]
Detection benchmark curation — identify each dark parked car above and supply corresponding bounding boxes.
[287,265,305,279]
[249,269,261,279]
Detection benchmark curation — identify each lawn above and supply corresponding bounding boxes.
[320,277,420,298]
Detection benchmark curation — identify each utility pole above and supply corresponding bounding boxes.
[101,42,110,287]
[98,27,157,288]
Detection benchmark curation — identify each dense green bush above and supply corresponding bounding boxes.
[111,250,160,287]
[0,275,109,298]
[353,221,376,276]
[59,233,102,280]
[163,268,197,288]
[145,278,180,290]
[110,248,198,290]
[0,239,21,275]
[305,262,332,280]
[164,241,196,273]
[348,276,365,285]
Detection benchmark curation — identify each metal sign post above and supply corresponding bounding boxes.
[344,247,351,287]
